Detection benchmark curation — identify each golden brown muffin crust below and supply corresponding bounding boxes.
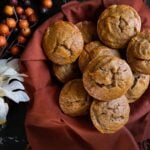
[83,55,134,101]
[126,73,150,103]
[79,41,120,72]
[97,4,141,49]
[90,96,130,133]
[43,21,84,65]
[53,62,80,83]
[76,21,97,43]
[127,31,150,74]
[59,79,91,117]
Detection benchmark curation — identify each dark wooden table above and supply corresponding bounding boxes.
[0,0,150,150]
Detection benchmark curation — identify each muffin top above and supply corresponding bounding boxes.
[126,73,150,103]
[52,62,80,83]
[76,21,97,44]
[83,55,134,101]
[43,21,84,65]
[97,4,141,49]
[127,30,150,74]
[59,79,91,117]
[79,41,120,72]
[90,96,130,133]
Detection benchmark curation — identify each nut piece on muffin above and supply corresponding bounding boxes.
[126,73,150,103]
[52,62,80,83]
[127,30,150,74]
[76,21,98,44]
[97,4,141,49]
[90,96,130,133]
[79,41,120,72]
[43,21,84,65]
[59,79,91,117]
[83,55,134,101]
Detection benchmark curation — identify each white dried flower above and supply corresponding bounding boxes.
[0,98,9,124]
[0,58,29,124]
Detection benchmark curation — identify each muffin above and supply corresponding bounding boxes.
[83,55,134,101]
[52,62,80,83]
[90,96,130,133]
[59,79,91,117]
[79,41,120,72]
[43,21,84,65]
[126,73,150,103]
[76,21,97,43]
[97,4,141,49]
[127,31,150,74]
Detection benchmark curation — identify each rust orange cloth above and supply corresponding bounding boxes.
[20,0,150,150]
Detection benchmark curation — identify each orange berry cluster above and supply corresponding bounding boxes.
[0,0,53,57]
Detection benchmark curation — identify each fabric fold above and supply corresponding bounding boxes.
[20,0,150,150]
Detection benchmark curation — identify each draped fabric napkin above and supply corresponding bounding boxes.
[20,0,150,149]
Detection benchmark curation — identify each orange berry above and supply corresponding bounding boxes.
[18,35,26,44]
[4,5,14,16]
[19,19,29,29]
[6,18,16,28]
[25,7,34,16]
[21,27,31,37]
[10,45,20,55]
[0,36,7,48]
[0,24,9,36]
[28,13,37,23]
[42,0,53,8]
[16,6,24,15]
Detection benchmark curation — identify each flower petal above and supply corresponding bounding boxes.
[0,59,8,74]
[2,68,17,76]
[0,59,7,66]
[3,80,25,91]
[0,97,9,125]
[7,58,19,71]
[0,66,8,74]
[7,75,25,83]
[0,88,5,97]
[0,58,30,104]
[0,88,30,103]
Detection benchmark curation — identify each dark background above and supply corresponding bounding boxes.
[0,0,150,150]
[0,1,70,150]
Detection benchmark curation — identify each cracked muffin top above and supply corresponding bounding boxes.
[90,96,130,133]
[97,4,141,49]
[59,79,91,117]
[43,21,84,65]
[127,30,150,74]
[76,21,97,44]
[126,73,150,103]
[83,55,134,101]
[79,41,120,72]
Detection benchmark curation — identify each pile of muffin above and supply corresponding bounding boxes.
[42,5,150,133]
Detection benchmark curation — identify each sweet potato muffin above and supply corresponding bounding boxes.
[79,41,120,72]
[90,96,130,133]
[43,21,84,65]
[126,73,150,103]
[52,62,80,83]
[127,31,150,74]
[59,79,91,117]
[76,21,97,43]
[97,4,141,49]
[83,55,134,101]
